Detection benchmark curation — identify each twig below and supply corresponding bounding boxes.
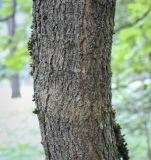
[115,6,151,33]
[0,0,17,22]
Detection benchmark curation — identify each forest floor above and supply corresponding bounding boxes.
[0,83,44,160]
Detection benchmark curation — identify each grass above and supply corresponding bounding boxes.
[0,85,44,160]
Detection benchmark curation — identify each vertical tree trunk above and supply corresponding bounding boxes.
[7,0,21,98]
[30,0,128,159]
[0,0,3,8]
[10,73,21,98]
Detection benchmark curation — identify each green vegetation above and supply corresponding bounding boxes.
[0,90,44,160]
[0,0,32,80]
[0,0,150,159]
[112,109,129,160]
[112,0,151,159]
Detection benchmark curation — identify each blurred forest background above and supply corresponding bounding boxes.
[0,0,151,159]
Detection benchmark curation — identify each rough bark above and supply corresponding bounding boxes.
[30,0,128,159]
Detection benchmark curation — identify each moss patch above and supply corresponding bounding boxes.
[112,109,129,160]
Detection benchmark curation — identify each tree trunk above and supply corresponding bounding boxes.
[7,0,21,98]
[10,73,21,98]
[30,0,128,159]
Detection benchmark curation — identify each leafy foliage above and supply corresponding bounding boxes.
[0,0,32,79]
[113,0,151,159]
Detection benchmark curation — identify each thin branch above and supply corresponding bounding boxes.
[1,0,17,51]
[115,6,151,33]
[0,14,14,21]
[0,0,17,22]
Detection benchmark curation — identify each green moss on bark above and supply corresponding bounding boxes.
[33,108,40,114]
[112,109,129,160]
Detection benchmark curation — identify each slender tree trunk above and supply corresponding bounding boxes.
[0,0,3,8]
[10,73,21,98]
[30,0,127,159]
[7,1,21,98]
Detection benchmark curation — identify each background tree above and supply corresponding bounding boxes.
[0,0,32,97]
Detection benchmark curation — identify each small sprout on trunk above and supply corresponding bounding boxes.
[33,108,40,114]
[32,95,35,101]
